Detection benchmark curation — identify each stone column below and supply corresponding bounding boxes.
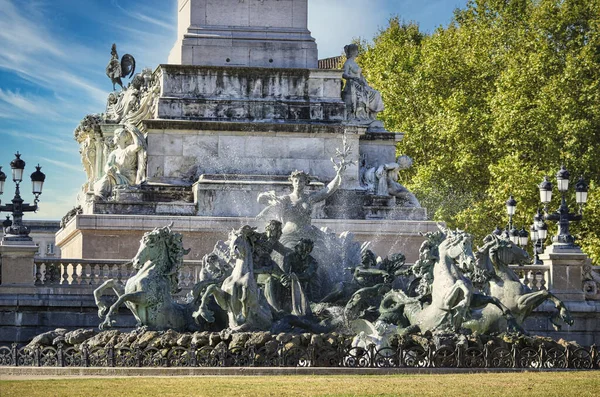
[540,243,589,301]
[169,0,318,68]
[0,240,38,286]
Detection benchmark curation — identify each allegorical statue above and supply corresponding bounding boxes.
[361,155,421,207]
[93,125,146,200]
[106,43,136,91]
[256,137,357,296]
[342,43,384,123]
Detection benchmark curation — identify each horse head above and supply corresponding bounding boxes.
[438,227,476,272]
[478,234,529,271]
[229,225,256,261]
[132,224,189,293]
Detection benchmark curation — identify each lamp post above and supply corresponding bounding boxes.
[497,195,529,248]
[0,152,46,241]
[538,165,588,246]
[530,209,548,265]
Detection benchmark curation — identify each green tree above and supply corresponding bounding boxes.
[359,0,600,264]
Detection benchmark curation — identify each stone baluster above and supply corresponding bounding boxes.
[61,263,70,285]
[34,263,43,285]
[81,263,91,285]
[73,263,82,285]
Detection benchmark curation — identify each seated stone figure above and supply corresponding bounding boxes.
[342,43,384,124]
[93,125,146,200]
[361,155,421,207]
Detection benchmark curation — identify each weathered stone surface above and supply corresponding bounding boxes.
[65,329,95,345]
[209,332,222,347]
[229,333,250,349]
[192,331,210,347]
[156,66,344,123]
[86,330,120,348]
[131,331,159,349]
[245,331,272,348]
[26,329,67,348]
[177,334,192,347]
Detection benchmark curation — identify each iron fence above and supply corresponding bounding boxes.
[0,342,597,369]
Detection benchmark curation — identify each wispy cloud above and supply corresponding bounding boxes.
[0,89,63,120]
[39,157,84,173]
[0,130,76,154]
[112,0,175,31]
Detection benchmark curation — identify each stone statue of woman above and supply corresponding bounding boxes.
[342,44,384,123]
[93,125,146,200]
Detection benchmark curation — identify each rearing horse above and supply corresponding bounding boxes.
[93,225,191,331]
[466,234,573,333]
[379,225,521,333]
[196,226,272,331]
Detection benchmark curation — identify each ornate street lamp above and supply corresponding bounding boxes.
[518,227,529,247]
[0,153,46,241]
[538,166,586,246]
[505,195,517,230]
[530,210,548,265]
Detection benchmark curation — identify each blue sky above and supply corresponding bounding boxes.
[0,0,466,220]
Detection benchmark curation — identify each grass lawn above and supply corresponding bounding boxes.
[1,372,599,397]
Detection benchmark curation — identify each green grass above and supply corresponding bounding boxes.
[1,372,599,397]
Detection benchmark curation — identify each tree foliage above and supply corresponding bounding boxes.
[359,0,600,264]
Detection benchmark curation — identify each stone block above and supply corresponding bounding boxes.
[164,156,198,178]
[287,137,325,160]
[146,133,165,156]
[164,134,184,156]
[218,136,247,159]
[146,156,165,179]
[182,135,219,158]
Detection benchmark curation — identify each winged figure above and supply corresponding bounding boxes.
[106,44,136,91]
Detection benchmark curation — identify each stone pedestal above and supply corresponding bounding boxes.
[169,0,318,68]
[540,243,589,301]
[56,214,439,263]
[0,240,38,286]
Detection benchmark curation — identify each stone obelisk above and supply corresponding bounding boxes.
[169,0,318,68]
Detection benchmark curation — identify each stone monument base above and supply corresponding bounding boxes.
[56,214,438,262]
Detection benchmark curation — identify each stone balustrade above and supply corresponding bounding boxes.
[32,258,203,294]
[509,264,551,291]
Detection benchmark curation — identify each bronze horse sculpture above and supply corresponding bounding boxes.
[465,234,573,333]
[94,225,192,331]
[196,226,273,331]
[378,225,522,333]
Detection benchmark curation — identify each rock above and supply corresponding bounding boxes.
[214,341,228,351]
[192,331,210,347]
[219,329,232,342]
[245,332,272,348]
[86,330,120,349]
[310,334,325,347]
[114,331,139,349]
[132,331,159,349]
[155,329,180,349]
[52,336,66,346]
[177,334,192,347]
[229,333,250,349]
[276,333,292,344]
[209,333,222,347]
[26,329,68,349]
[65,329,95,345]
[264,340,280,354]
[300,333,312,345]
[284,335,303,351]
